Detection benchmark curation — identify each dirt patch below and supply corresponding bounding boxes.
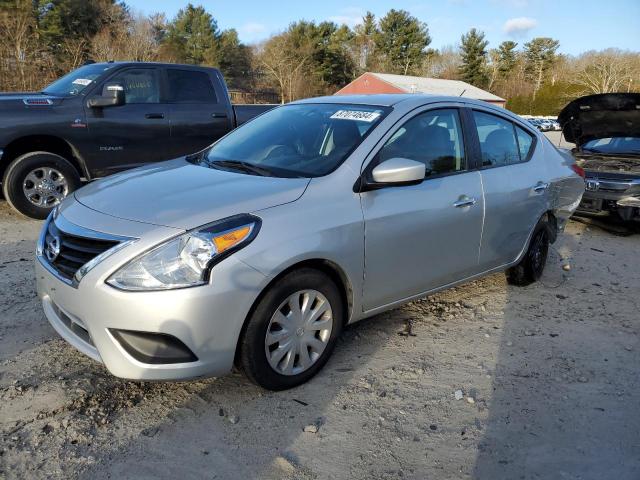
[1,201,638,479]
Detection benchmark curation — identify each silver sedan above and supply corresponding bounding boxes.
[35,95,584,390]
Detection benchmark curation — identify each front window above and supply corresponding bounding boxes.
[582,137,640,154]
[375,108,466,178]
[107,68,160,104]
[42,63,114,97]
[200,104,389,178]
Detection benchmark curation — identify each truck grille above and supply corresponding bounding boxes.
[45,221,119,281]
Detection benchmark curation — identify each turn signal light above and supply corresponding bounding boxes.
[213,225,252,253]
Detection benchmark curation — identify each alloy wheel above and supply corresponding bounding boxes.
[22,167,68,208]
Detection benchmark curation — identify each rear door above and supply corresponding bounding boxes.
[165,68,234,157]
[360,105,484,311]
[84,66,172,176]
[468,108,549,270]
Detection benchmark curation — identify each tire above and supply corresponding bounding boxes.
[506,222,550,286]
[2,151,81,219]
[238,268,344,390]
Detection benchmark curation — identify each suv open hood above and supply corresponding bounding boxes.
[558,93,640,146]
[74,159,310,230]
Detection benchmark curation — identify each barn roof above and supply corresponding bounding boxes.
[367,72,505,102]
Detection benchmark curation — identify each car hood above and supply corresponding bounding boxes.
[74,159,310,230]
[558,93,640,146]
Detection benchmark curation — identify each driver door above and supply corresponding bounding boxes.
[84,67,172,177]
[360,106,484,311]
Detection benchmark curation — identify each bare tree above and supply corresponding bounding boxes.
[91,13,161,62]
[424,45,462,79]
[254,35,312,103]
[0,0,38,90]
[574,49,640,94]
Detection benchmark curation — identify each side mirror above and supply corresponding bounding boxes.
[87,83,125,108]
[359,158,425,192]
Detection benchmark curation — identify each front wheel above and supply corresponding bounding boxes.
[2,152,81,219]
[506,223,550,286]
[238,269,344,390]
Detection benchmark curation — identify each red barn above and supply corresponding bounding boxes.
[336,72,506,108]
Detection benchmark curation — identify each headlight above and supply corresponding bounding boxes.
[107,214,260,291]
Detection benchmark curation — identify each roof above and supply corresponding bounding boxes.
[367,72,505,102]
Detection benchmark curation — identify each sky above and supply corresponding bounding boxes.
[127,0,640,56]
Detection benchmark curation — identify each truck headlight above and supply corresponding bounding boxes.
[107,214,260,291]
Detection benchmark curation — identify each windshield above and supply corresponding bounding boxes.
[200,103,389,178]
[582,137,640,154]
[42,63,114,97]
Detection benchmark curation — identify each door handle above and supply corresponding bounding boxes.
[453,196,477,208]
[211,113,228,118]
[533,182,550,192]
[145,113,164,119]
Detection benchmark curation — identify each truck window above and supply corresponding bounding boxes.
[167,69,218,104]
[108,68,160,104]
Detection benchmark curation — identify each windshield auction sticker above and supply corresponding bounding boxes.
[72,78,92,86]
[330,110,381,122]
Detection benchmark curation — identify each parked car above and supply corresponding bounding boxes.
[558,93,640,222]
[527,118,543,131]
[0,62,274,219]
[36,95,584,390]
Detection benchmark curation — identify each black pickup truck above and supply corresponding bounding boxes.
[0,62,275,218]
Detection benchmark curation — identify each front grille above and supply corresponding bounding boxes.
[45,221,119,281]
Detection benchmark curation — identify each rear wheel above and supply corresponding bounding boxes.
[506,222,550,286]
[2,152,81,219]
[238,268,344,390]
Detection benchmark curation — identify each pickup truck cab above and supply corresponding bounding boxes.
[0,62,274,218]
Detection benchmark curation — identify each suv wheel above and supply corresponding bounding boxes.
[506,222,550,286]
[238,268,344,390]
[2,152,81,219]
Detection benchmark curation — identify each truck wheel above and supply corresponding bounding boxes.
[2,152,81,219]
[238,269,344,390]
[506,222,550,287]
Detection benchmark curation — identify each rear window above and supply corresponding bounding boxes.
[167,69,217,103]
[473,111,520,167]
[515,125,534,160]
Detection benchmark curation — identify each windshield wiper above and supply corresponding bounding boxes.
[210,160,275,177]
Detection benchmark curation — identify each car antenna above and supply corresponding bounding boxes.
[459,89,466,97]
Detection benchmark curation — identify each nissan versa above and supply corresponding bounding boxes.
[36,95,584,390]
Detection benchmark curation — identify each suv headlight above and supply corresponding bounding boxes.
[107,214,260,291]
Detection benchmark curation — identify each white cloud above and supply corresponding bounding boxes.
[328,7,366,28]
[503,17,537,36]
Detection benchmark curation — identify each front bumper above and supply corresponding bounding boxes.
[36,213,268,381]
[576,176,640,222]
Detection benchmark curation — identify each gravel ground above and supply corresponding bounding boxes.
[1,198,639,480]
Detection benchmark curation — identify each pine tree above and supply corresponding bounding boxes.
[374,9,430,75]
[524,37,560,99]
[459,28,488,87]
[353,11,377,70]
[164,3,218,65]
[497,41,518,76]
